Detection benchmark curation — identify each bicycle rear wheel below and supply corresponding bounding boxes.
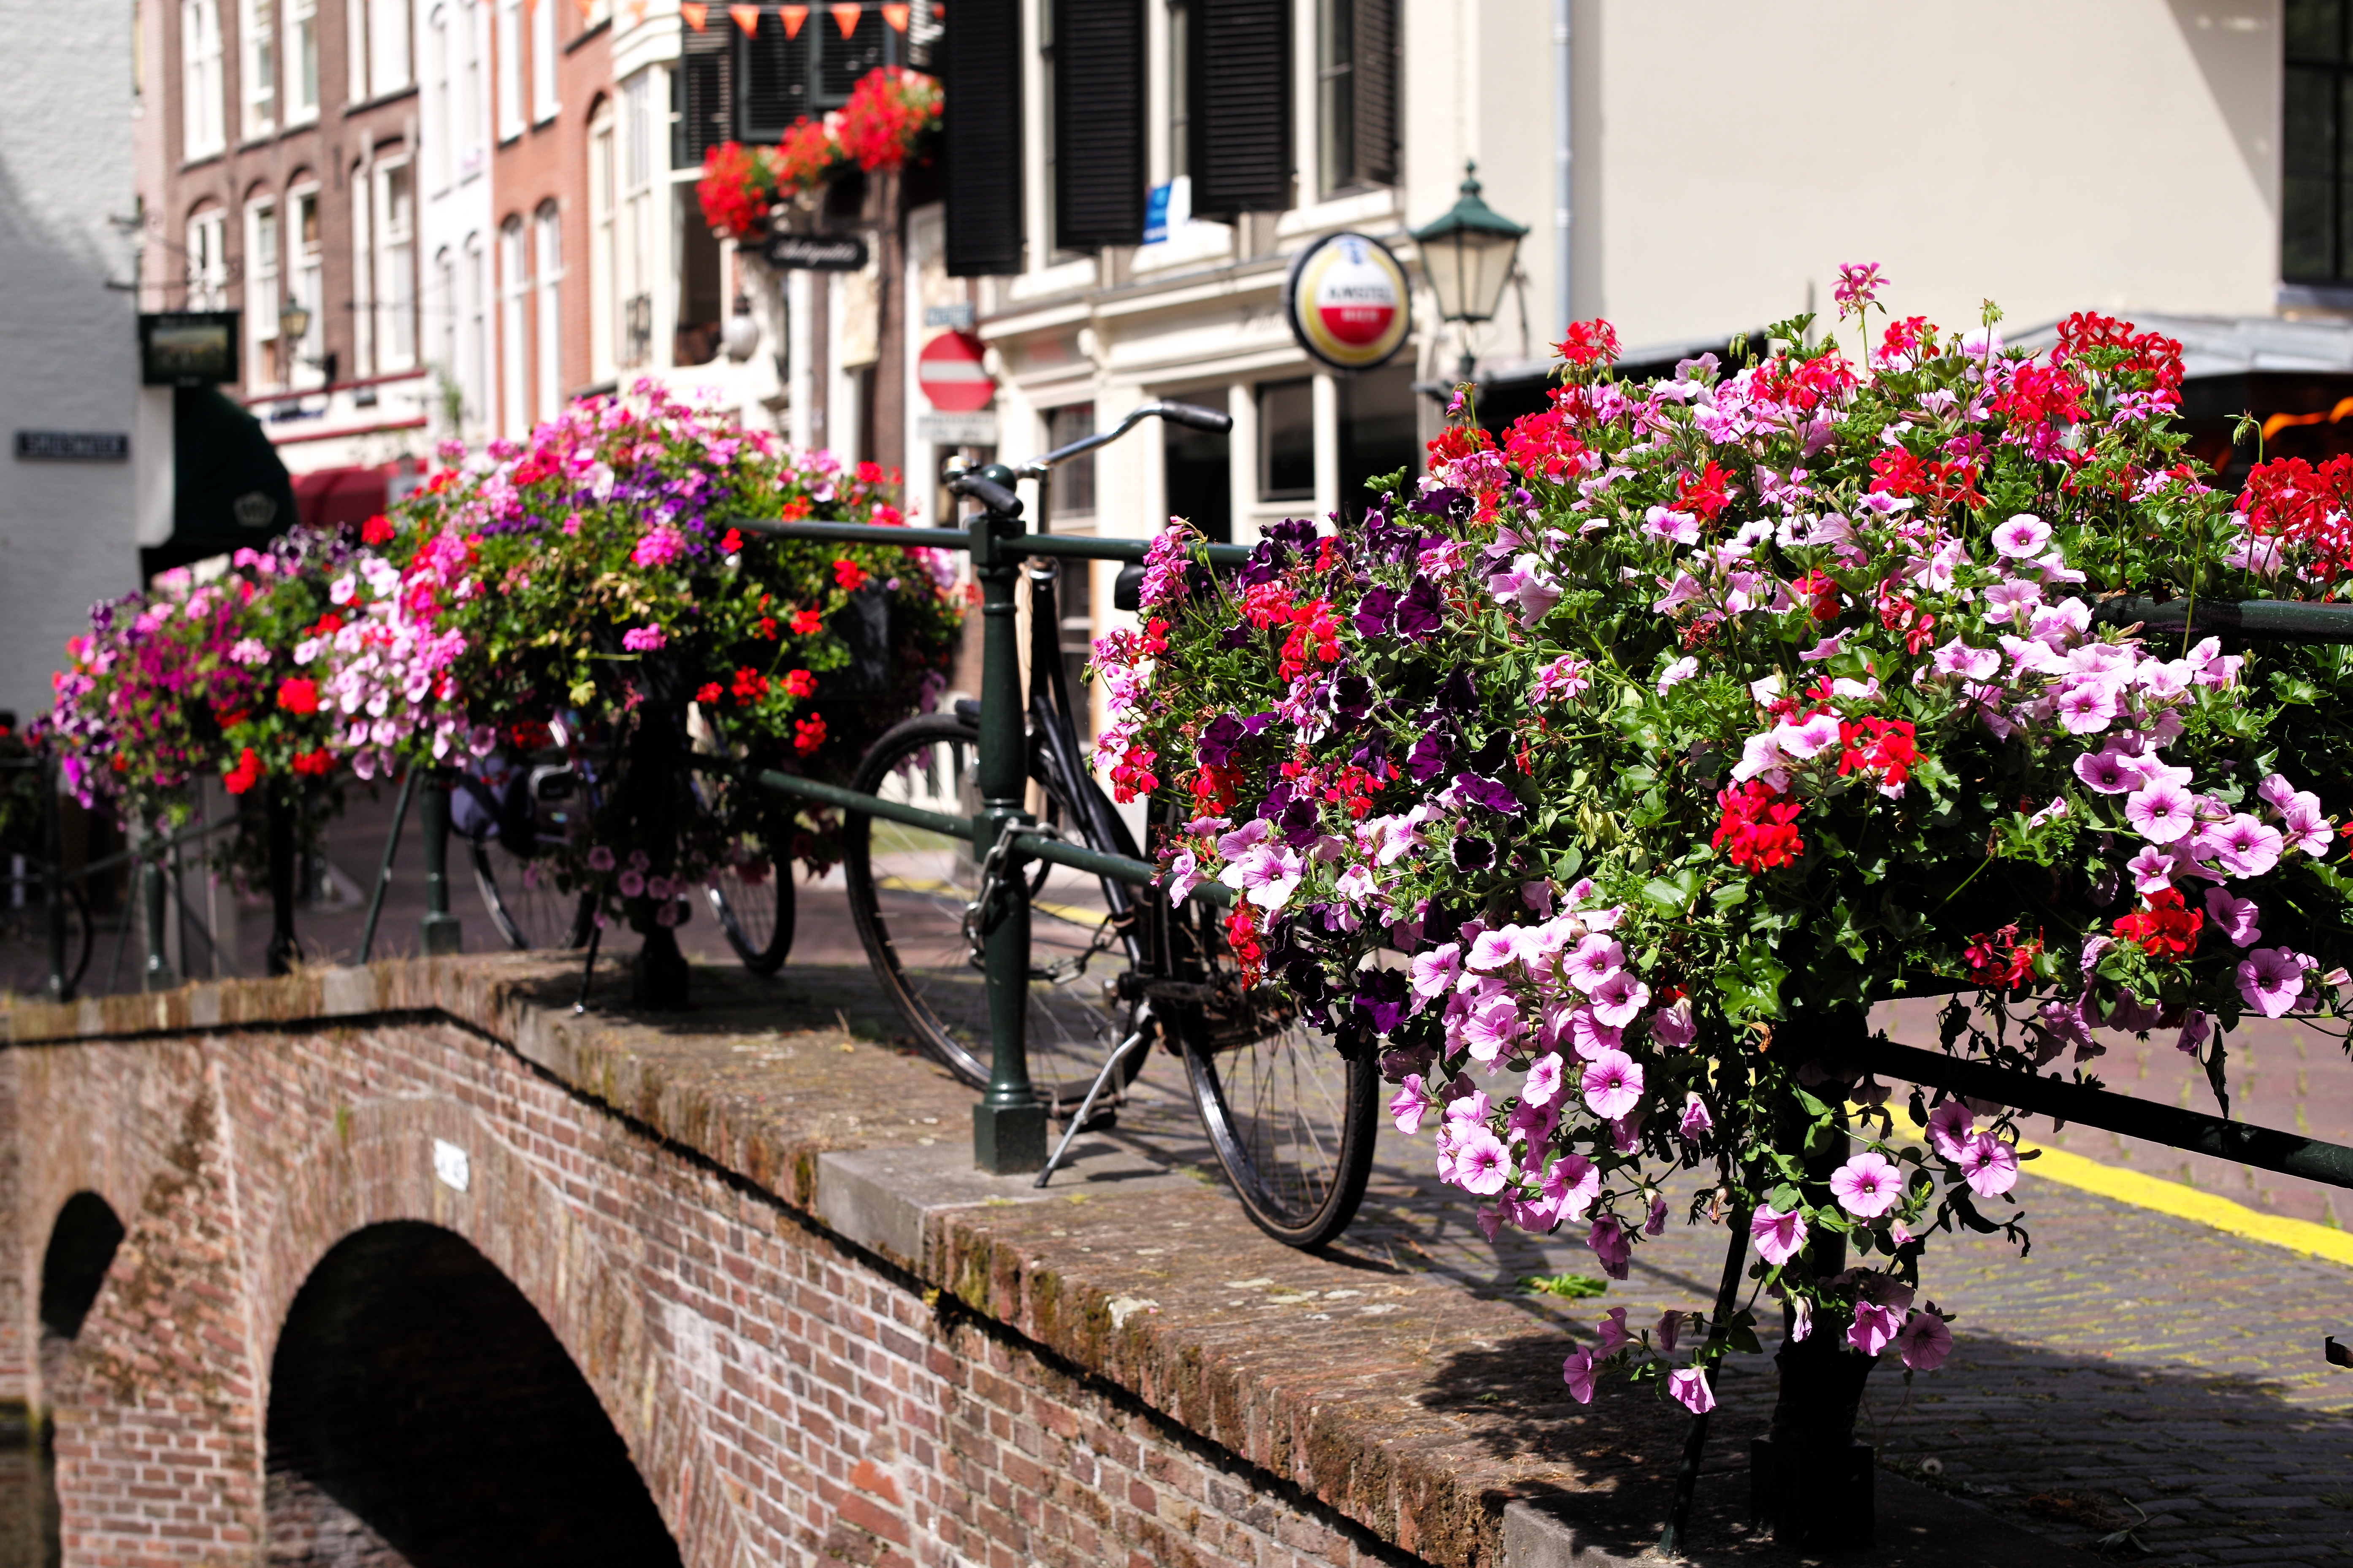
[842,712,1150,1108]
[471,834,593,951]
[707,851,794,974]
[1164,872,1378,1249]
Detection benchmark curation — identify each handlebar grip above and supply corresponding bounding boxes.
[1156,401,1233,433]
[948,473,1025,516]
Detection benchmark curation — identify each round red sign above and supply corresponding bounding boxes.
[1283,232,1412,372]
[917,330,994,414]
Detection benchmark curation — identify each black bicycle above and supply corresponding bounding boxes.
[838,403,1379,1248]
[458,715,793,973]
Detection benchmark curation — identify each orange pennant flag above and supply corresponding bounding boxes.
[728,3,759,30]
[572,0,593,21]
[626,0,645,22]
[679,0,708,27]
[777,2,806,33]
[830,2,861,35]
[881,2,907,28]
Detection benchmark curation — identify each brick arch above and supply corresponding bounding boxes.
[245,1091,753,1568]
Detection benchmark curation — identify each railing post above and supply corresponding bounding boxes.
[42,759,68,1003]
[141,849,176,992]
[968,466,1047,1175]
[419,771,463,956]
[265,789,299,976]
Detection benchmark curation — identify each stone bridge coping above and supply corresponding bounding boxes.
[3,957,2078,1568]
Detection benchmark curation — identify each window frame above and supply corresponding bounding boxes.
[533,201,563,422]
[289,183,325,386]
[1256,376,1316,502]
[371,0,412,97]
[239,0,276,138]
[181,0,227,160]
[495,0,523,140]
[245,197,282,389]
[286,0,319,121]
[376,157,417,370]
[185,206,229,308]
[530,0,558,124]
[498,216,530,436]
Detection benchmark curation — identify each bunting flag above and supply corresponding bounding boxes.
[830,2,861,35]
[572,0,594,21]
[728,3,759,30]
[680,0,707,26]
[880,2,907,29]
[626,0,645,23]
[777,2,806,34]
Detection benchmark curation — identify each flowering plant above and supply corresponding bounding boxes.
[1102,273,2353,1415]
[366,381,961,929]
[44,536,356,835]
[695,68,939,243]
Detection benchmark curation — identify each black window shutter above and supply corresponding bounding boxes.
[738,11,810,141]
[680,20,733,167]
[1194,0,1289,216]
[1351,0,1395,187]
[945,0,1025,275]
[1052,0,1144,250]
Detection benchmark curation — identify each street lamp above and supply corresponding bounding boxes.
[278,298,312,345]
[1410,161,1528,383]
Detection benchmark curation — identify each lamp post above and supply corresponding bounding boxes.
[1409,162,1529,385]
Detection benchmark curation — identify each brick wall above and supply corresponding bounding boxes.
[5,1011,1410,1568]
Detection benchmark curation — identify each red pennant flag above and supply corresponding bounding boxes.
[680,0,707,27]
[881,2,908,28]
[777,2,806,34]
[728,3,759,31]
[830,2,861,36]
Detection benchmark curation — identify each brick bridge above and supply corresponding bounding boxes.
[0,958,2066,1568]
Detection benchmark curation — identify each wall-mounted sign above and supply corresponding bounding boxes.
[923,300,974,330]
[139,311,241,386]
[917,412,997,445]
[759,233,870,271]
[15,430,129,461]
[917,330,994,414]
[1282,232,1411,373]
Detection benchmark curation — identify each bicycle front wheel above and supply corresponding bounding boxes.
[842,712,1147,1107]
[471,835,593,951]
[1166,895,1378,1248]
[708,849,795,974]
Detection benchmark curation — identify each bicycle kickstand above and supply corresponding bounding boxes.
[1034,1006,1154,1190]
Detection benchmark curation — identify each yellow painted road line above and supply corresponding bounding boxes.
[873,874,1108,931]
[1880,1107,2353,1269]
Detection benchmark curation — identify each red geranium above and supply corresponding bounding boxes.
[1712,781,1804,874]
[275,676,320,715]
[836,66,942,173]
[2113,888,2204,959]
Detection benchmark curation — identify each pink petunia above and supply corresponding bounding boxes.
[1667,1367,1716,1414]
[1521,1052,1565,1108]
[2125,843,2182,895]
[1678,1093,1714,1140]
[2238,947,2306,1018]
[1956,1133,2019,1198]
[1649,996,1698,1049]
[2054,681,2119,735]
[1388,1075,1430,1135]
[1454,1126,1513,1195]
[1581,1049,1645,1120]
[2125,780,2196,844]
[1595,1306,1631,1354]
[1849,1299,1904,1357]
[1893,1311,1954,1372]
[1563,935,1625,994]
[2072,747,2143,795]
[1461,994,1525,1063]
[1544,1152,1602,1221]
[1925,1100,1975,1161]
[2215,814,2283,878]
[1561,1346,1598,1405]
[1750,1204,1808,1267]
[1829,1150,1903,1219]
[1992,513,2053,559]
[2204,886,2262,948]
[1587,1214,1632,1279]
[1588,969,1652,1030]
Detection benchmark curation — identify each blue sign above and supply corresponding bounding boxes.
[1143,183,1173,246]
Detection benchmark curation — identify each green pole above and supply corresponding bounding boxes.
[419,771,463,955]
[265,789,299,976]
[968,465,1046,1174]
[357,768,417,963]
[141,842,176,992]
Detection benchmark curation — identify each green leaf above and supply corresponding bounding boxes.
[1715,946,1789,1021]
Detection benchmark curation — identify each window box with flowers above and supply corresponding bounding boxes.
[695,65,941,245]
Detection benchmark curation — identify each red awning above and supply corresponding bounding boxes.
[290,465,395,530]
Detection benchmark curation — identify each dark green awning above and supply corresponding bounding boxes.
[142,387,299,578]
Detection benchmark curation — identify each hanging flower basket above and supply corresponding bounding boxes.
[695,66,941,244]
[1101,270,2353,1421]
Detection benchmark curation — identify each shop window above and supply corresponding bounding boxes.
[1045,402,1097,521]
[1257,377,1314,500]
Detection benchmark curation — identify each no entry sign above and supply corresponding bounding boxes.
[917,330,994,413]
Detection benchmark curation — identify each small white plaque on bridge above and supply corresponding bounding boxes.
[432,1139,471,1193]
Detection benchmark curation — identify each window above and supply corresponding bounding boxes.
[290,185,323,384]
[530,0,557,122]
[1044,402,1096,520]
[533,202,562,421]
[1316,0,1394,197]
[2287,0,2353,283]
[246,198,281,387]
[288,0,318,119]
[436,246,457,408]
[377,161,416,368]
[1338,363,1415,519]
[428,6,450,187]
[720,5,899,145]
[240,0,276,136]
[1167,0,1190,179]
[463,235,487,427]
[1257,377,1313,500]
[458,0,482,165]
[499,216,528,434]
[347,0,367,100]
[588,99,615,381]
[351,160,374,372]
[186,207,228,307]
[619,70,654,368]
[181,0,226,158]
[371,0,412,95]
[1164,407,1229,541]
[495,0,521,138]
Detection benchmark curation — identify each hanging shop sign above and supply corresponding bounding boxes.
[1282,232,1411,373]
[917,330,995,414]
[139,312,241,387]
[759,233,871,271]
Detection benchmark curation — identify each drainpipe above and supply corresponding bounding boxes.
[1553,0,1573,334]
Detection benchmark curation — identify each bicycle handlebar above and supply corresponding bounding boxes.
[947,471,1024,516]
[1015,400,1233,478]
